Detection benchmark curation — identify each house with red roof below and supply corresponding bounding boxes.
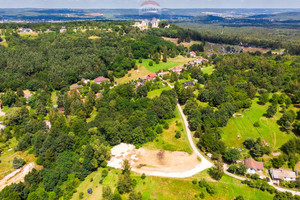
[243,157,264,174]
[94,76,108,84]
[58,107,65,113]
[169,65,184,73]
[81,78,90,84]
[139,73,157,81]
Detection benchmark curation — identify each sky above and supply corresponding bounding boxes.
[0,0,299,9]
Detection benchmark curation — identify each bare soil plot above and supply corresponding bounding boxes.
[107,143,202,178]
[116,65,152,84]
[0,162,40,191]
[242,47,270,54]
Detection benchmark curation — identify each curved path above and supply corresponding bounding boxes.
[176,103,213,171]
[165,80,299,195]
[166,81,213,171]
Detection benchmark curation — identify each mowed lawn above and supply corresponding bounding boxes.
[72,168,274,200]
[143,106,193,154]
[140,56,194,73]
[221,99,296,148]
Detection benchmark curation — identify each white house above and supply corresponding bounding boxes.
[270,168,296,184]
[243,157,264,174]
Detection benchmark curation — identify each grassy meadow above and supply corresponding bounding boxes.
[140,56,194,73]
[221,99,297,149]
[72,168,274,200]
[143,106,192,154]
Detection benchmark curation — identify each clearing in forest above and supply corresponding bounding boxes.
[221,100,297,148]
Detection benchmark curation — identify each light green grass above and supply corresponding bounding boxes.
[140,56,194,73]
[51,91,57,105]
[221,99,296,149]
[202,65,215,75]
[147,87,171,99]
[143,106,192,154]
[140,59,181,73]
[72,168,274,200]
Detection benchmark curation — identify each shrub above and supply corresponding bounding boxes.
[198,179,207,188]
[149,61,153,66]
[163,122,169,130]
[199,192,205,199]
[192,179,197,184]
[253,121,260,127]
[12,157,25,169]
[102,169,109,178]
[206,184,215,195]
[175,131,181,139]
[156,126,163,134]
[139,58,142,63]
[141,173,146,179]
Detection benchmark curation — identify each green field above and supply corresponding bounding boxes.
[72,168,274,200]
[143,106,192,154]
[140,56,194,73]
[147,87,171,99]
[221,99,296,148]
[202,65,215,75]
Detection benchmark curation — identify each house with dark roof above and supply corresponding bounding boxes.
[270,168,296,184]
[94,76,108,84]
[243,157,264,174]
[182,81,195,88]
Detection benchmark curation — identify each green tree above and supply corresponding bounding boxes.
[223,149,241,163]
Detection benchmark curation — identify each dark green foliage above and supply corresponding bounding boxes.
[102,170,109,179]
[223,149,241,163]
[266,105,277,118]
[228,163,247,176]
[175,130,181,139]
[258,93,269,105]
[149,61,153,66]
[1,89,19,107]
[253,121,260,127]
[235,195,245,200]
[156,125,163,134]
[12,157,25,169]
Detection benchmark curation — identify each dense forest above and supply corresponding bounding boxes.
[0,80,177,199]
[0,21,181,91]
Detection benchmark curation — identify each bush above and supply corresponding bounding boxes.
[206,184,215,195]
[198,179,208,188]
[149,61,153,66]
[102,169,109,178]
[163,122,169,130]
[156,126,163,134]
[192,179,197,184]
[139,58,142,63]
[79,192,84,199]
[235,196,244,200]
[253,121,260,127]
[175,131,181,139]
[12,157,25,169]
[141,173,146,179]
[199,192,205,199]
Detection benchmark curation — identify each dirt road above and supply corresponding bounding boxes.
[0,162,35,191]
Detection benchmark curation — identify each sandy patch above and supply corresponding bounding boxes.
[0,162,36,191]
[233,113,244,118]
[242,47,270,54]
[107,143,202,178]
